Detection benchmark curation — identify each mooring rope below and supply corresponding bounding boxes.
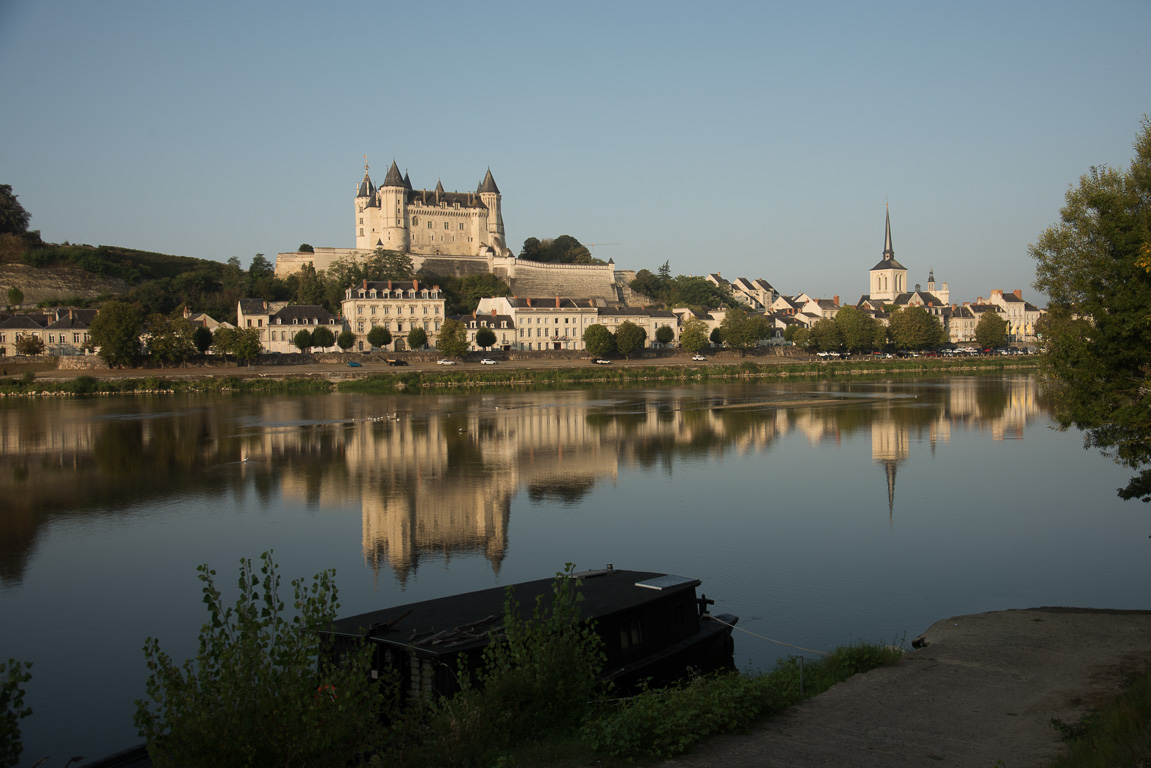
[708,615,830,656]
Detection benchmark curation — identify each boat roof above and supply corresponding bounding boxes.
[328,569,700,654]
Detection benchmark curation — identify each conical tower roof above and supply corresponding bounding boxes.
[382,160,405,188]
[357,168,375,198]
[871,205,906,271]
[477,167,500,194]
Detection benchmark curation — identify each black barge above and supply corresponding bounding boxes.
[322,567,738,702]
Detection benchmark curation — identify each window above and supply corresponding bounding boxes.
[427,221,433,229]
[459,223,464,231]
[619,619,644,650]
[357,306,363,315]
[443,222,449,230]
[370,306,376,315]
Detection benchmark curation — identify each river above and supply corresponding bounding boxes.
[2,374,1149,764]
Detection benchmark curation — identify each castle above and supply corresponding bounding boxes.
[354,160,511,258]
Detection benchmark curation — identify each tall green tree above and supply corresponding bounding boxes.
[147,314,197,368]
[337,329,356,351]
[366,325,391,350]
[89,300,144,368]
[475,326,497,351]
[655,325,675,345]
[834,306,880,353]
[6,287,22,308]
[1030,117,1151,501]
[310,325,335,350]
[808,318,843,353]
[293,263,325,306]
[679,317,709,352]
[0,184,31,235]
[231,328,262,367]
[15,334,45,356]
[974,311,1008,349]
[407,326,428,350]
[887,306,945,351]
[292,329,313,353]
[615,321,647,358]
[211,327,237,365]
[583,324,616,357]
[192,326,214,355]
[437,318,468,358]
[719,307,767,355]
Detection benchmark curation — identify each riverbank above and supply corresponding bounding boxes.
[0,353,1041,396]
[659,608,1151,768]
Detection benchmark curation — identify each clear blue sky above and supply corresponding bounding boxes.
[2,0,1147,305]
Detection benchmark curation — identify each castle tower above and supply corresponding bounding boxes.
[868,205,908,304]
[354,161,377,249]
[477,168,505,252]
[375,160,410,252]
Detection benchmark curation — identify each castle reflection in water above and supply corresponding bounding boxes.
[0,377,1042,585]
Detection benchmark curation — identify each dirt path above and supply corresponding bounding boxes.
[660,608,1151,768]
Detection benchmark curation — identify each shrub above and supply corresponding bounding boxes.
[134,552,386,768]
[68,375,98,395]
[1,659,32,768]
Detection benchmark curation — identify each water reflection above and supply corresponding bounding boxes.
[0,377,1043,586]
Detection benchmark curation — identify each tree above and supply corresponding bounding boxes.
[1030,117,1151,501]
[583,324,616,358]
[192,326,213,355]
[292,328,313,353]
[710,327,724,346]
[14,334,44,356]
[658,260,672,280]
[231,328,262,367]
[366,248,414,281]
[615,321,647,358]
[297,243,314,253]
[2,659,33,768]
[437,318,468,358]
[475,326,497,351]
[337,329,356,352]
[887,306,945,351]
[211,327,236,365]
[679,317,709,353]
[719,307,767,355]
[655,325,675,345]
[249,253,274,279]
[6,287,22,308]
[407,326,428,350]
[808,318,843,353]
[89,300,144,368]
[310,325,335,350]
[0,185,31,236]
[293,263,325,306]
[366,325,391,350]
[133,553,384,768]
[974,311,1008,350]
[147,314,196,367]
[834,306,880,353]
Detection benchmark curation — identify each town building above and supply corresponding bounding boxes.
[0,308,96,357]
[341,279,446,352]
[238,300,341,354]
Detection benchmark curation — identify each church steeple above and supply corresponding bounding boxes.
[882,204,895,261]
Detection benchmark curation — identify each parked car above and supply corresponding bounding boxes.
[480,358,498,365]
[593,359,612,365]
[385,358,408,367]
[437,359,457,365]
[691,354,706,361]
[347,361,362,368]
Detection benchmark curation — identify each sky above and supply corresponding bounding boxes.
[1,0,1148,306]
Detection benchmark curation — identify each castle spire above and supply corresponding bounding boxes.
[382,160,405,188]
[882,204,895,261]
[356,156,374,198]
[477,167,500,194]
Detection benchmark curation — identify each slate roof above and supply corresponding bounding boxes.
[382,160,406,187]
[271,305,337,325]
[477,168,500,194]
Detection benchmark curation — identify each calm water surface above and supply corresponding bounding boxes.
[2,375,1149,763]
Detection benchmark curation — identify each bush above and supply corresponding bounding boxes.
[134,552,386,768]
[1,659,32,768]
[384,565,605,766]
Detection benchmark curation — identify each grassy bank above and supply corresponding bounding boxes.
[0,356,1041,397]
[1048,656,1151,768]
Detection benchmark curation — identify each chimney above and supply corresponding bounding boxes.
[1013,289,1022,299]
[555,295,560,308]
[362,279,367,290]
[387,280,392,290]
[491,308,497,317]
[526,297,532,307]
[413,279,419,291]
[833,295,839,306]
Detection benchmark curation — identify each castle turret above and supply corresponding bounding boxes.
[369,160,410,252]
[477,168,505,253]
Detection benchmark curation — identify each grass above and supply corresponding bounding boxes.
[376,642,904,768]
[1046,655,1151,768]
